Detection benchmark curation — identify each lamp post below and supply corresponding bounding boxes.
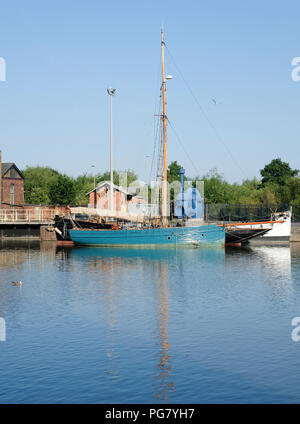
[145,155,150,186]
[179,167,185,218]
[107,87,116,212]
[90,165,96,190]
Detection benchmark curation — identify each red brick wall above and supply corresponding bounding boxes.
[23,205,69,219]
[2,178,24,206]
[89,191,96,208]
[0,151,2,205]
[89,186,128,211]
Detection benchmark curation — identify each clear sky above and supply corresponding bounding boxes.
[0,0,299,183]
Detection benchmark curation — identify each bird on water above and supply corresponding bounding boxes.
[12,281,22,286]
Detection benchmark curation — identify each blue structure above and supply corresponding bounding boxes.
[175,186,203,218]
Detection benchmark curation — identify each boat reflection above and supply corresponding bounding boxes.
[102,256,119,382]
[225,244,294,306]
[69,246,225,402]
[0,242,225,402]
[153,261,175,402]
[226,245,291,279]
[70,246,179,402]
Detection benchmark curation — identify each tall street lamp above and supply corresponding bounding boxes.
[107,87,116,212]
[145,155,150,186]
[91,165,96,189]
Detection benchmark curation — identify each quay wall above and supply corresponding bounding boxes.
[0,225,58,240]
[0,224,41,239]
[0,205,69,240]
[291,223,300,242]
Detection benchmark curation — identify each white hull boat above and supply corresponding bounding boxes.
[248,210,291,244]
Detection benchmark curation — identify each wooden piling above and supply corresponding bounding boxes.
[40,225,57,241]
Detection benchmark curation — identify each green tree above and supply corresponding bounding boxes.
[96,169,138,186]
[74,174,95,205]
[201,169,231,203]
[49,174,76,205]
[282,176,300,205]
[29,187,50,205]
[257,183,280,205]
[22,166,60,204]
[260,158,298,186]
[167,161,185,183]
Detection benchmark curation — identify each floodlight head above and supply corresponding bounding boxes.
[166,75,173,80]
[107,87,116,96]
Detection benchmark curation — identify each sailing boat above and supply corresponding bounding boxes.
[68,31,225,247]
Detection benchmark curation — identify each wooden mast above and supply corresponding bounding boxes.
[161,30,168,226]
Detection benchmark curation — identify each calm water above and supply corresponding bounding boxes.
[0,240,300,403]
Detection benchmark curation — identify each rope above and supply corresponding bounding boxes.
[167,118,201,176]
[225,228,270,244]
[164,41,248,180]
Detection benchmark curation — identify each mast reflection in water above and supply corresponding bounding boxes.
[1,242,300,403]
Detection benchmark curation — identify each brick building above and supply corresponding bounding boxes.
[0,151,25,207]
[87,181,151,214]
[88,181,128,211]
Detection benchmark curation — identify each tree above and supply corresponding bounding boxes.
[281,176,300,205]
[167,161,184,183]
[200,169,230,204]
[49,174,76,205]
[257,184,280,204]
[74,174,95,205]
[29,187,51,205]
[260,158,298,186]
[22,166,60,204]
[96,169,138,186]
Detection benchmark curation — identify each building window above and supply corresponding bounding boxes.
[10,168,16,178]
[10,183,14,205]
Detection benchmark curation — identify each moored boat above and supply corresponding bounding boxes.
[224,210,291,246]
[225,226,270,246]
[249,210,291,244]
[69,224,225,247]
[68,30,225,248]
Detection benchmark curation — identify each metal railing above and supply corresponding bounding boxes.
[0,209,56,222]
[204,203,291,222]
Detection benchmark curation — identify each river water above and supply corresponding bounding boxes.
[0,240,300,403]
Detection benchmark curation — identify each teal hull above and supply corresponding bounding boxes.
[69,224,225,247]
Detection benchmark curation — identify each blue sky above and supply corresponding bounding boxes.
[0,0,299,183]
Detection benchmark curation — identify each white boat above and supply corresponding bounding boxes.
[224,210,291,245]
[249,210,291,244]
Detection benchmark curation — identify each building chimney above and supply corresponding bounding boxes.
[0,150,2,206]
